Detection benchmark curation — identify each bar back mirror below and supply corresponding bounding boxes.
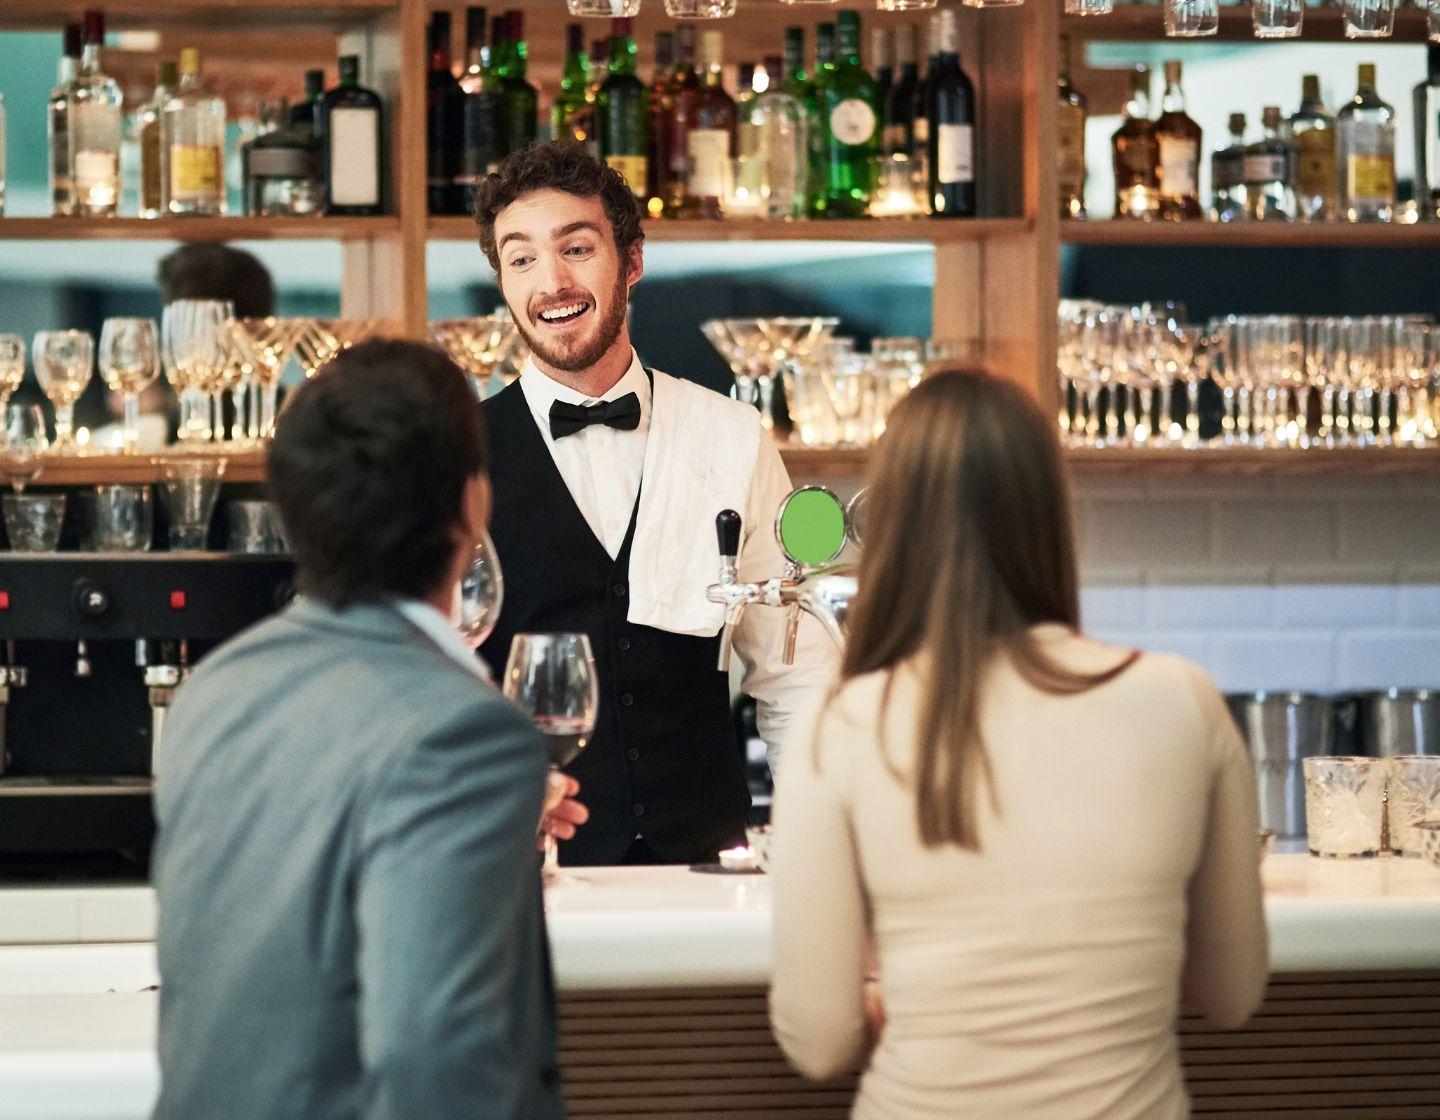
[776,486,847,570]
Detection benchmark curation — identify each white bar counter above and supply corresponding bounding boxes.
[2,854,1439,1120]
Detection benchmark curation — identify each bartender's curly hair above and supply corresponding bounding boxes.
[473,141,645,273]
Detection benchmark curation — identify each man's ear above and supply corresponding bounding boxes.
[626,240,645,289]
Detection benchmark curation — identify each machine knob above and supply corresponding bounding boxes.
[72,579,111,619]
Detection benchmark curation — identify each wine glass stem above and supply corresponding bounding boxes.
[122,393,140,453]
[54,405,74,446]
[261,385,279,439]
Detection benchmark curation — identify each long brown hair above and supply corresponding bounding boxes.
[840,369,1135,851]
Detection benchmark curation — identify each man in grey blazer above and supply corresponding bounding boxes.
[151,340,570,1120]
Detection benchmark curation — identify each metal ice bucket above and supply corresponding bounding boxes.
[1227,691,1335,840]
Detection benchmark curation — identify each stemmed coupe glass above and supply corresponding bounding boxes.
[33,330,93,452]
[99,318,161,454]
[502,632,599,885]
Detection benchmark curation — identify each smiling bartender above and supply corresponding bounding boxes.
[473,142,837,866]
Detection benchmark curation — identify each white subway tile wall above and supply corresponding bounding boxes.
[1075,478,1440,694]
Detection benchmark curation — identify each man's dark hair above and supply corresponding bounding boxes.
[157,243,277,318]
[473,141,645,272]
[267,340,488,608]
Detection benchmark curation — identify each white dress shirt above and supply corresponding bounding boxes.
[394,598,493,684]
[514,353,839,770]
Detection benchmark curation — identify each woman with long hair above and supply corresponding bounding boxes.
[769,370,1267,1120]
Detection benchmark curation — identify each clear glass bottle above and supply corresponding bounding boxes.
[1289,74,1338,222]
[163,49,226,216]
[1111,65,1158,220]
[1243,106,1296,221]
[48,23,82,217]
[1210,112,1247,222]
[68,10,123,218]
[1337,62,1396,223]
[749,55,808,220]
[1057,36,1087,220]
[684,30,735,220]
[242,100,321,217]
[1413,45,1440,220]
[138,61,177,220]
[1155,60,1202,221]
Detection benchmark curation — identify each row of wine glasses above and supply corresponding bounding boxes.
[702,317,840,431]
[1066,0,1438,41]
[430,310,527,398]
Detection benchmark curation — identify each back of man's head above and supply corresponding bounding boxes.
[157,243,277,319]
[268,340,487,608]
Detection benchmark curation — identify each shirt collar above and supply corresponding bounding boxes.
[392,597,492,683]
[518,350,651,433]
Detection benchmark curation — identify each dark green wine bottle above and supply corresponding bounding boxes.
[552,23,592,145]
[500,10,537,154]
[820,10,879,219]
[783,27,808,101]
[597,16,649,200]
[805,22,836,217]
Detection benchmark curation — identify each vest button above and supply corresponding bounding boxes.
[612,583,628,598]
[632,802,645,817]
[620,692,635,707]
[616,637,632,653]
[626,747,640,761]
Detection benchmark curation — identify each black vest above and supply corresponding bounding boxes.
[480,381,749,865]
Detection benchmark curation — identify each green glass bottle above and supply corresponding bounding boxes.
[805,22,836,216]
[552,23,592,145]
[783,26,808,101]
[597,16,649,200]
[819,11,877,218]
[500,10,537,154]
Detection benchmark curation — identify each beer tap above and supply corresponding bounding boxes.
[140,639,188,777]
[0,641,26,779]
[706,510,755,671]
[75,640,92,679]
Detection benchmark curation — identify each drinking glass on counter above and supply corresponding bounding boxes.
[1163,0,1219,36]
[99,318,160,454]
[1343,0,1395,38]
[160,457,225,551]
[1,404,47,494]
[0,336,24,413]
[33,330,93,452]
[502,632,599,884]
[2,493,65,552]
[87,484,153,552]
[1252,0,1303,37]
[225,500,286,554]
[1304,756,1385,858]
[1386,756,1440,857]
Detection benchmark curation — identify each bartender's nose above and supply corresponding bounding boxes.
[536,250,573,297]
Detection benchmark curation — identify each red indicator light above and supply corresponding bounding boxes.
[0,592,10,610]
[169,591,187,610]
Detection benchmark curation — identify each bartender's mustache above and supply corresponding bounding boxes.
[528,289,595,323]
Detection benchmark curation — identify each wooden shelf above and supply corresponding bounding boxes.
[0,217,399,243]
[0,0,393,32]
[428,216,1032,245]
[1062,5,1431,42]
[1061,220,1440,249]
[26,452,265,488]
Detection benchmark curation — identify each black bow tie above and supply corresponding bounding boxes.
[549,393,642,440]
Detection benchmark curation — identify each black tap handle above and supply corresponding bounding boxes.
[716,509,741,558]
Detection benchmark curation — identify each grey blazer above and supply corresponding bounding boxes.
[152,598,565,1120]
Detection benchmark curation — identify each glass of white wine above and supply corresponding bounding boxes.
[0,336,25,414]
[33,329,93,453]
[99,318,160,454]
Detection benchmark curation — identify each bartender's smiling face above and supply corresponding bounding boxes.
[493,188,644,376]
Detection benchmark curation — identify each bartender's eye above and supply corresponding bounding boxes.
[564,243,594,259]
[507,253,534,270]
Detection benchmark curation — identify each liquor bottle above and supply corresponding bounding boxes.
[750,55,808,220]
[1111,65,1158,220]
[68,10,124,218]
[553,24,593,146]
[658,26,699,216]
[913,18,933,196]
[1414,46,1440,220]
[1290,74,1338,222]
[806,22,836,216]
[290,69,326,143]
[597,17,649,201]
[738,62,757,106]
[48,23,82,216]
[492,16,513,83]
[322,55,385,215]
[884,24,921,168]
[872,27,893,117]
[1154,60,1201,221]
[427,12,464,214]
[242,101,321,217]
[460,7,488,94]
[646,32,676,215]
[1243,106,1295,221]
[1337,63,1396,223]
[138,61,177,219]
[1209,112,1247,223]
[499,11,538,155]
[924,8,976,219]
[819,10,879,219]
[783,27,808,101]
[685,30,736,220]
[1057,36,1087,220]
[163,48,225,216]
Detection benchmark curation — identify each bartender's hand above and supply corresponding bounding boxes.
[538,772,589,849]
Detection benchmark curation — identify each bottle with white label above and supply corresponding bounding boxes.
[1337,62,1395,224]
[819,9,879,219]
[924,8,976,218]
[163,49,226,216]
[67,10,123,218]
[1243,106,1296,221]
[1154,60,1201,222]
[322,55,385,216]
[684,30,735,220]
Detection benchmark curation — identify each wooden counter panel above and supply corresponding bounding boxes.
[557,972,1440,1119]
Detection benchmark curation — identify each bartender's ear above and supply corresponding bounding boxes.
[625,240,644,290]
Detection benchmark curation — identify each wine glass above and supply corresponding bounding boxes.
[1,404,48,493]
[33,330,93,452]
[459,527,505,650]
[98,318,160,454]
[162,300,233,442]
[502,632,599,884]
[0,336,24,414]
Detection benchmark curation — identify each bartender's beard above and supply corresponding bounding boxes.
[514,268,631,374]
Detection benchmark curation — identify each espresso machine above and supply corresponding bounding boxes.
[0,551,293,876]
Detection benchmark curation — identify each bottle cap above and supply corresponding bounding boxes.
[1302,73,1320,100]
[612,16,634,37]
[304,68,325,95]
[179,48,201,76]
[1130,64,1149,93]
[63,22,82,58]
[1262,105,1282,129]
[1358,62,1376,87]
[506,10,524,41]
[82,9,103,44]
[566,23,584,55]
[338,55,360,82]
[738,61,755,91]
[157,60,178,87]
[1229,111,1246,132]
[1163,59,1181,84]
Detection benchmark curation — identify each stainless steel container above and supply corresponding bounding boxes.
[1226,692,1335,839]
[1358,689,1440,757]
